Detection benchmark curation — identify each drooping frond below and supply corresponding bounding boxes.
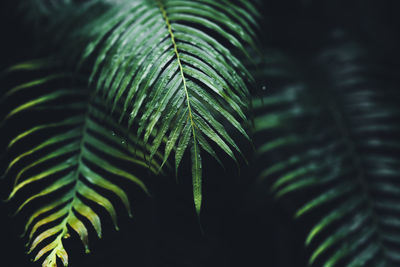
[63,0,260,214]
[1,61,162,267]
[252,40,400,266]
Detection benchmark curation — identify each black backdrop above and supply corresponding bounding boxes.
[0,1,399,267]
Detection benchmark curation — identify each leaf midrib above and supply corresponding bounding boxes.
[328,104,390,262]
[50,103,91,250]
[157,0,196,136]
[157,0,201,214]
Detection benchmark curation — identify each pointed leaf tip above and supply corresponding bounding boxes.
[191,141,202,217]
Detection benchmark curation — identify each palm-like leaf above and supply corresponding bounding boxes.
[1,61,162,266]
[52,0,259,214]
[252,40,400,266]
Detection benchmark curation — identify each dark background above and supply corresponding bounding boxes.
[0,1,399,267]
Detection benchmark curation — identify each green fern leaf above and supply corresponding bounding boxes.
[252,40,400,266]
[1,61,162,267]
[66,0,260,215]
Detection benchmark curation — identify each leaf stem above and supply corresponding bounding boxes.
[157,0,202,216]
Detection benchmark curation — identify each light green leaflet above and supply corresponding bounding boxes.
[2,62,163,267]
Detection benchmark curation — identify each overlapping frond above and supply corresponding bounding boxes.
[1,61,162,266]
[66,0,260,214]
[252,41,400,266]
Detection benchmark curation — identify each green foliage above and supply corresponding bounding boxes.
[1,0,259,266]
[28,0,258,217]
[72,0,257,216]
[1,1,399,267]
[2,61,162,266]
[252,40,400,266]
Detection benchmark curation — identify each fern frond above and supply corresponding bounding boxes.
[1,61,162,266]
[67,0,260,214]
[252,40,400,266]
